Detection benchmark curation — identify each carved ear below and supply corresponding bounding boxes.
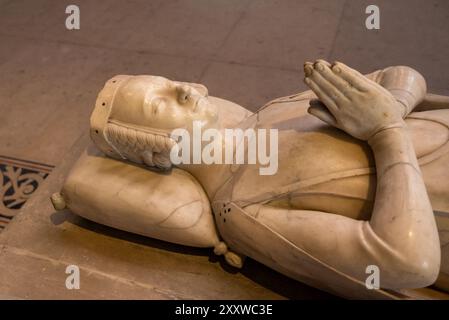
[174,81,208,97]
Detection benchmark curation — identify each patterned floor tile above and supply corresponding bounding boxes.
[0,155,54,230]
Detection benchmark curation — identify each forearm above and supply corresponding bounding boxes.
[369,126,429,232]
[366,126,440,275]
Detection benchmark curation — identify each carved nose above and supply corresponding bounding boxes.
[176,85,191,104]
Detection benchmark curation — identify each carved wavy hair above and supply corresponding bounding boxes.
[105,122,177,169]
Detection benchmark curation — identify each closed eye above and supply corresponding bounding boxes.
[152,98,166,115]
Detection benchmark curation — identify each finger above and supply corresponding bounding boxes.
[310,68,347,105]
[309,98,324,108]
[309,98,337,115]
[308,104,338,127]
[315,59,332,68]
[314,60,354,98]
[304,61,314,76]
[332,62,374,92]
[304,77,339,112]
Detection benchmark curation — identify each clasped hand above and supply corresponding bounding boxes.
[304,60,405,141]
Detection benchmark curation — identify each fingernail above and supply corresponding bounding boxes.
[315,63,324,71]
[317,59,329,66]
[332,65,341,73]
[304,65,313,76]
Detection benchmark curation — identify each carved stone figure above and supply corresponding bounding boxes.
[51,60,449,299]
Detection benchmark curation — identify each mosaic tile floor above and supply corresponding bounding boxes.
[0,155,53,231]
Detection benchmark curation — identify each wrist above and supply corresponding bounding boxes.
[368,122,419,171]
[368,121,406,147]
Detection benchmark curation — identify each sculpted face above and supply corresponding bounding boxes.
[110,75,218,131]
